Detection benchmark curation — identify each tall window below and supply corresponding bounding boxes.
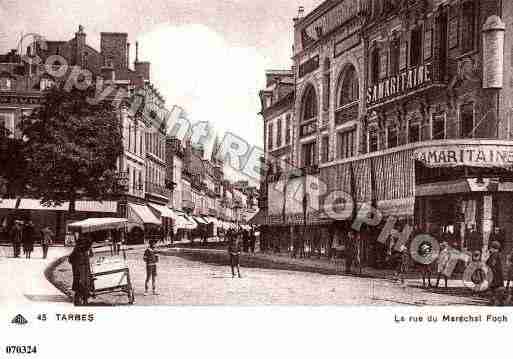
[268,122,274,150]
[408,121,421,143]
[323,59,331,112]
[460,103,474,138]
[461,1,475,52]
[338,129,356,159]
[432,114,445,140]
[302,86,318,122]
[321,136,330,163]
[276,118,282,147]
[340,66,359,106]
[387,125,398,148]
[285,114,291,144]
[370,48,380,85]
[410,26,423,67]
[368,128,378,153]
[390,36,400,75]
[301,141,317,167]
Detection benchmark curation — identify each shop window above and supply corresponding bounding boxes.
[301,141,317,168]
[276,118,282,148]
[460,103,474,138]
[368,128,379,153]
[410,26,423,67]
[387,126,398,148]
[285,114,291,144]
[301,85,318,122]
[370,47,380,85]
[390,37,400,75]
[461,1,475,53]
[408,121,421,143]
[268,122,273,150]
[338,129,356,159]
[432,114,445,140]
[340,65,359,106]
[321,136,330,163]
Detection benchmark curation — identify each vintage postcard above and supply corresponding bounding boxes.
[1,0,512,357]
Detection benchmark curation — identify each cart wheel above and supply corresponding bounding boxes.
[128,289,135,304]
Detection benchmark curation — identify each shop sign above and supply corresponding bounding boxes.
[367,63,432,106]
[414,144,513,168]
[0,95,42,105]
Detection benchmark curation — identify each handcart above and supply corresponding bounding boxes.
[68,218,135,305]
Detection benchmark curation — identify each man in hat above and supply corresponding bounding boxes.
[486,240,504,305]
[143,240,159,295]
[10,221,23,258]
[68,236,93,306]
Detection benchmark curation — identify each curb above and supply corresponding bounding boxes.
[44,255,73,301]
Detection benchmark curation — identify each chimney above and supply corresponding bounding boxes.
[75,25,86,67]
[135,41,139,62]
[126,42,130,70]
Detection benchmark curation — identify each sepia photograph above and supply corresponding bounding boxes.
[1,0,513,356]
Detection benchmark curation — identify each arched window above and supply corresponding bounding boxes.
[340,65,359,106]
[301,85,318,122]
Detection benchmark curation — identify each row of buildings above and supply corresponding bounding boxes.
[258,0,513,263]
[0,25,258,243]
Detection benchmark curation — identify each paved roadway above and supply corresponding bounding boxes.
[0,245,71,306]
[73,251,486,306]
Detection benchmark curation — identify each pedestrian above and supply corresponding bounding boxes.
[489,226,505,250]
[249,229,256,254]
[228,235,242,278]
[68,236,93,306]
[10,221,22,258]
[393,245,409,285]
[505,249,513,290]
[345,231,356,274]
[486,241,504,305]
[242,229,249,253]
[143,240,159,296]
[22,220,35,259]
[417,242,433,288]
[435,241,451,288]
[40,226,54,259]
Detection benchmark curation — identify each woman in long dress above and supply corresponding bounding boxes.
[69,235,93,306]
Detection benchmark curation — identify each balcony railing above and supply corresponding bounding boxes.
[145,181,170,198]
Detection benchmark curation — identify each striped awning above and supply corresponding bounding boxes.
[148,203,175,218]
[128,203,161,225]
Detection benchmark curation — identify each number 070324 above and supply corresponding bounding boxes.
[5,345,38,354]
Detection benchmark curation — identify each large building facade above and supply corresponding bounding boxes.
[260,0,513,263]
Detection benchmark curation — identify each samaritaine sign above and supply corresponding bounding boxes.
[367,63,432,106]
[414,144,513,168]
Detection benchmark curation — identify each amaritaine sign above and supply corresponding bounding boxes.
[414,144,513,168]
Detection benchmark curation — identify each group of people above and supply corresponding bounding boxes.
[4,219,54,259]
[330,230,362,275]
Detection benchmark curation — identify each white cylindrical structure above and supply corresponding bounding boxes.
[482,15,505,89]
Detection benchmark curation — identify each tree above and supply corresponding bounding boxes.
[0,124,28,197]
[20,86,124,213]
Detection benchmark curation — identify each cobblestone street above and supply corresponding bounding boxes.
[52,249,486,306]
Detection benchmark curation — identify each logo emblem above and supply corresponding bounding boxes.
[11,314,28,325]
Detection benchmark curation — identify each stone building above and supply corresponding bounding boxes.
[260,0,513,262]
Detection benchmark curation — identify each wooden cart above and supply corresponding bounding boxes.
[68,218,135,305]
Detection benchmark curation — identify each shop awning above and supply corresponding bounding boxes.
[128,203,161,225]
[68,218,128,234]
[169,210,197,229]
[148,203,175,218]
[18,199,69,211]
[192,215,209,225]
[248,209,268,225]
[0,198,18,209]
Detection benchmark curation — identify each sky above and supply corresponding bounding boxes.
[0,0,321,182]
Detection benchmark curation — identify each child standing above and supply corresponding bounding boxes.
[143,240,159,295]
